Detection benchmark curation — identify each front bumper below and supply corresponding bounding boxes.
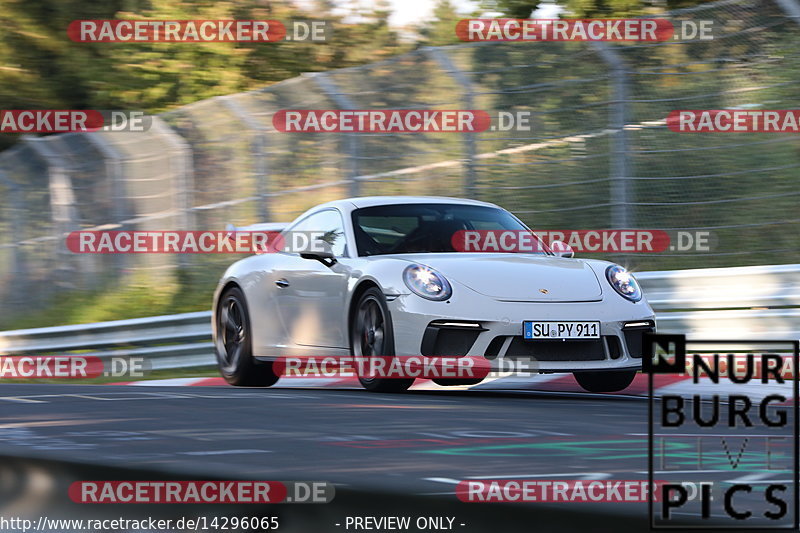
[387,290,655,372]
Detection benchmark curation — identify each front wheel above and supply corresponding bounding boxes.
[215,286,279,387]
[573,370,637,393]
[351,287,414,393]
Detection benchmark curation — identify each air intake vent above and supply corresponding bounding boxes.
[421,324,480,356]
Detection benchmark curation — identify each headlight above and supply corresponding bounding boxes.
[605,265,642,302]
[403,265,452,301]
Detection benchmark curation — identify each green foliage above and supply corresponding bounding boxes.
[560,0,644,17]
[1,264,221,330]
[418,0,466,46]
[481,0,542,18]
[480,0,715,18]
[0,0,412,149]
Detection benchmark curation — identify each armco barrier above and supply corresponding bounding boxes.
[0,311,213,370]
[635,263,800,340]
[635,263,800,311]
[0,264,797,369]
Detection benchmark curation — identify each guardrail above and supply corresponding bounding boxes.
[0,311,214,370]
[0,264,797,370]
[636,263,800,340]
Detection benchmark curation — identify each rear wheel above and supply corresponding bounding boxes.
[215,286,279,387]
[573,370,637,393]
[351,287,414,393]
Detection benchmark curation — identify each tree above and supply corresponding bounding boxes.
[0,0,410,149]
[479,0,713,19]
[418,0,465,46]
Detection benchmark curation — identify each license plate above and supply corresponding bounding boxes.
[523,321,600,340]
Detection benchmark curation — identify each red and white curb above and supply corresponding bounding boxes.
[112,373,794,400]
[114,376,480,390]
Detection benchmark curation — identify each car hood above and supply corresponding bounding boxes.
[401,254,604,302]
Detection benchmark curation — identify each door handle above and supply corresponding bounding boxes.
[275,278,290,288]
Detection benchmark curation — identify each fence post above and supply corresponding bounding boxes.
[83,131,130,274]
[83,132,128,226]
[148,117,194,271]
[312,72,361,197]
[592,42,631,230]
[426,47,478,200]
[22,136,82,286]
[0,168,26,289]
[219,95,271,222]
[150,117,195,232]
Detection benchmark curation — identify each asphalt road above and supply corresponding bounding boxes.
[0,384,794,531]
[0,385,650,485]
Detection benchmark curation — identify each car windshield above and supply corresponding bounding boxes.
[351,203,547,256]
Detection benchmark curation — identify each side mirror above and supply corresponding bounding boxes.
[298,241,337,266]
[300,249,334,260]
[550,240,575,258]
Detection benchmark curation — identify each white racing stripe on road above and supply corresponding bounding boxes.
[179,449,272,456]
[409,374,565,391]
[0,396,49,403]
[126,377,356,388]
[130,377,210,387]
[276,377,356,388]
[471,374,565,389]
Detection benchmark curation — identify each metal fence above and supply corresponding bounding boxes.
[1,0,799,327]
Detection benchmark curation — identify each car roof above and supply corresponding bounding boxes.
[316,196,500,211]
[287,196,506,227]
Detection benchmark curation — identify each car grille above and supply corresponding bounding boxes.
[503,336,607,361]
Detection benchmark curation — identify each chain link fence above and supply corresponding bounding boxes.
[1,0,799,326]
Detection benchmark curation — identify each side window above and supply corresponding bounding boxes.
[288,209,347,257]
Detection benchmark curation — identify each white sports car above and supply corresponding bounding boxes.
[212,196,655,393]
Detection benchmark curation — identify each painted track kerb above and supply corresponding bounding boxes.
[114,371,795,403]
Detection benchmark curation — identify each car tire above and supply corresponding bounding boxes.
[351,287,414,393]
[215,286,280,387]
[573,370,637,393]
